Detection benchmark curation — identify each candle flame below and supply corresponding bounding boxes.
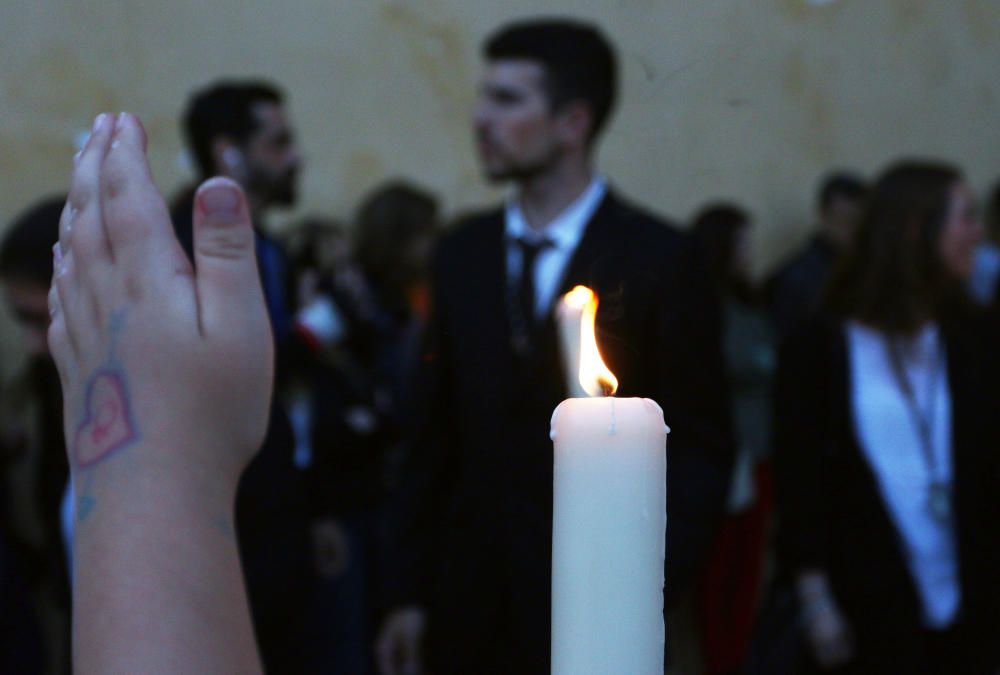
[566,286,619,397]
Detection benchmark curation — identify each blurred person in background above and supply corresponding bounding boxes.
[767,172,867,342]
[284,183,439,673]
[283,215,382,674]
[0,196,70,674]
[376,18,732,675]
[352,181,440,446]
[171,79,311,673]
[774,161,1000,674]
[284,216,384,674]
[287,216,374,355]
[691,203,776,675]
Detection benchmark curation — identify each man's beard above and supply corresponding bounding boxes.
[247,167,298,208]
[483,156,554,184]
[479,139,561,185]
[268,178,297,206]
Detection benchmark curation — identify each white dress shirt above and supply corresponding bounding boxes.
[847,321,960,628]
[504,176,607,319]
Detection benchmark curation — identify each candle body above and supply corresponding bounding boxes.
[551,397,667,675]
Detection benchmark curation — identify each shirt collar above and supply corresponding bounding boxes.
[505,176,607,250]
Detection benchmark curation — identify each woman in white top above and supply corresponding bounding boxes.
[774,161,1000,674]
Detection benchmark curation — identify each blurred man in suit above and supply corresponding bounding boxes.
[377,18,734,675]
[766,172,867,342]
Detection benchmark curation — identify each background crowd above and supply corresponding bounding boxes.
[2,11,1000,675]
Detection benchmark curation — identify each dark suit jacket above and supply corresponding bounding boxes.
[384,189,734,673]
[766,234,839,343]
[774,316,1000,674]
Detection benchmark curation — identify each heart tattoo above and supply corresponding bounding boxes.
[74,370,138,467]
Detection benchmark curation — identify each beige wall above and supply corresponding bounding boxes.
[2,0,999,366]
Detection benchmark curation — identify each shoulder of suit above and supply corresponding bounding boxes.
[433,193,693,259]
[766,235,829,285]
[603,191,685,240]
[434,206,504,256]
[425,207,504,282]
[600,191,694,264]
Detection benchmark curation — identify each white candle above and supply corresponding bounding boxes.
[551,287,668,675]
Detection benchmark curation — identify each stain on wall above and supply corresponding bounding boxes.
[0,0,998,274]
[379,1,471,121]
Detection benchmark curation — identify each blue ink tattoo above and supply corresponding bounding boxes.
[74,308,140,522]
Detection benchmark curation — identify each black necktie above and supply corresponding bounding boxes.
[509,237,553,354]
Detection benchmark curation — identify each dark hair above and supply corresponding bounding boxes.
[691,202,750,294]
[484,18,618,143]
[354,181,439,300]
[817,171,867,213]
[0,196,65,286]
[825,161,963,334]
[182,80,283,179]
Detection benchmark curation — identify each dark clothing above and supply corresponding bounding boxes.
[233,406,311,674]
[172,193,312,674]
[699,300,776,674]
[302,347,391,518]
[303,512,378,675]
[11,359,70,598]
[767,235,839,343]
[0,535,44,673]
[724,299,776,463]
[294,281,417,675]
[987,273,1000,340]
[0,357,70,674]
[384,190,734,674]
[773,317,1000,674]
